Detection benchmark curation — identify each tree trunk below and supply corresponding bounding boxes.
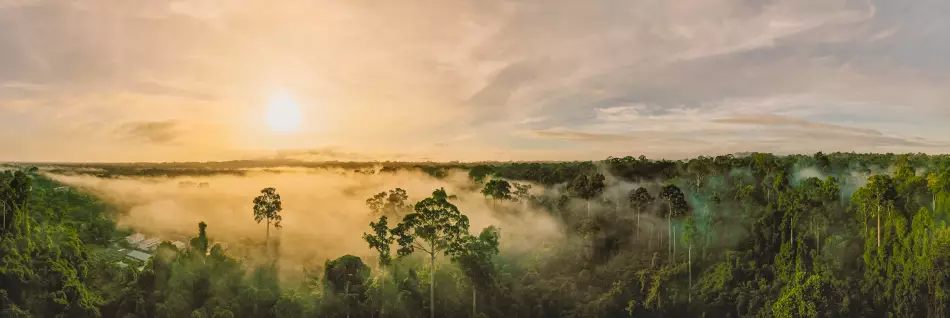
[430,251,436,318]
[668,205,673,263]
[636,208,641,238]
[587,201,591,218]
[877,205,881,249]
[648,227,653,249]
[672,227,676,263]
[266,219,271,253]
[688,246,692,304]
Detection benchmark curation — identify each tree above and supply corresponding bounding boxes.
[686,157,711,189]
[682,216,698,303]
[253,187,283,252]
[481,180,512,209]
[927,171,949,213]
[449,226,501,318]
[629,187,654,238]
[363,216,394,267]
[190,221,209,255]
[513,183,532,212]
[659,184,688,262]
[867,175,896,249]
[1,171,30,234]
[391,188,471,318]
[570,174,606,217]
[366,188,411,217]
[324,255,371,318]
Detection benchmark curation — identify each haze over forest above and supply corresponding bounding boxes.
[5,1,950,318]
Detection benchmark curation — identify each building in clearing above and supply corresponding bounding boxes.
[126,250,152,263]
[138,238,161,251]
[171,241,186,250]
[126,233,145,245]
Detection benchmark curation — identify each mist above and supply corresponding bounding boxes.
[46,168,564,270]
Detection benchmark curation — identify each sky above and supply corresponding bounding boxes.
[2,0,950,162]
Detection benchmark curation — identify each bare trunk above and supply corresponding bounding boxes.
[672,227,676,263]
[636,209,641,238]
[688,246,692,304]
[266,219,271,253]
[430,250,436,318]
[615,195,621,214]
[668,205,673,263]
[587,201,591,218]
[877,205,881,249]
[648,227,653,249]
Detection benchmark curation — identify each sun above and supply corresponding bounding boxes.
[266,90,303,133]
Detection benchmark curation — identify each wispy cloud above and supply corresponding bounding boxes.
[2,0,950,161]
[115,121,182,144]
[713,114,882,136]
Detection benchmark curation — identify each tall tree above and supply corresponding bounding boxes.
[683,216,698,303]
[481,179,512,209]
[391,188,471,318]
[659,184,688,262]
[569,174,605,217]
[366,188,411,217]
[324,255,371,318]
[190,221,210,255]
[686,156,711,189]
[927,171,949,214]
[252,187,283,252]
[449,226,501,318]
[867,175,896,249]
[363,216,394,267]
[629,187,654,238]
[512,183,532,212]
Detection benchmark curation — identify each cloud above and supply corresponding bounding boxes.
[521,129,634,142]
[713,114,883,136]
[2,0,950,162]
[116,121,181,144]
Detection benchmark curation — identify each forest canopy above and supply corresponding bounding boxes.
[4,152,950,317]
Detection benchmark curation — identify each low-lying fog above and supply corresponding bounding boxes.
[47,168,565,270]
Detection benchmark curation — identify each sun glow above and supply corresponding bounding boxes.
[266,90,303,133]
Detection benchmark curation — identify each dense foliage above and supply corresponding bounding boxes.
[6,152,950,317]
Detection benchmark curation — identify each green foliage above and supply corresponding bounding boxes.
[363,216,394,267]
[14,153,950,317]
[366,188,410,217]
[480,180,512,202]
[252,187,283,229]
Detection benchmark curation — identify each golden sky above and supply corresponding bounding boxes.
[2,0,950,162]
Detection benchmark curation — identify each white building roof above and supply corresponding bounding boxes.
[126,250,152,262]
[171,241,186,250]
